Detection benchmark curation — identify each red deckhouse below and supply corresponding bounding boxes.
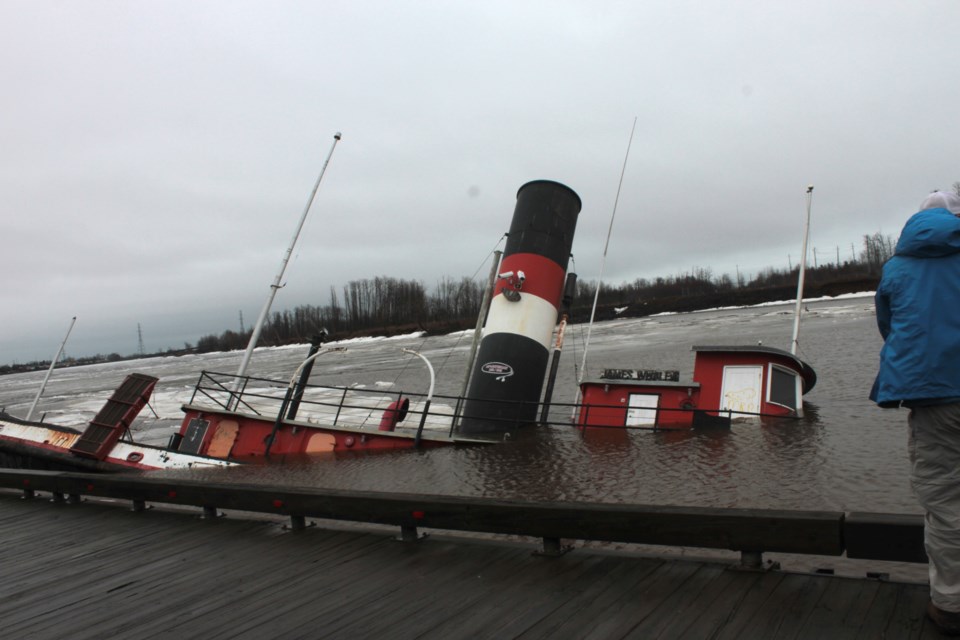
[577,345,817,430]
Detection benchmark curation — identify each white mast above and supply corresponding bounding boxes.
[573,118,637,404]
[791,185,814,355]
[231,132,341,402]
[26,316,76,421]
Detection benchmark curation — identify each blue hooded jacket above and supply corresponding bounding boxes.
[871,207,960,406]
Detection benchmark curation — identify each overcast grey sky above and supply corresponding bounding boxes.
[2,1,958,364]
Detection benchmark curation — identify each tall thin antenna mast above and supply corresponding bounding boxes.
[26,316,76,421]
[232,132,342,399]
[574,117,637,401]
[791,185,814,355]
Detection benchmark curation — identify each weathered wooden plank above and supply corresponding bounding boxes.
[882,583,932,639]
[317,544,532,639]
[465,556,615,640]
[0,514,276,637]
[197,536,502,640]
[365,542,594,640]
[99,532,390,640]
[514,555,661,640]
[624,564,752,639]
[620,563,733,638]
[0,483,946,639]
[576,561,705,639]
[801,576,882,639]
[402,550,605,640]
[661,568,769,639]
[67,527,366,637]
[711,570,789,639]
[250,543,510,640]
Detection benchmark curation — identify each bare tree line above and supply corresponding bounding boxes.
[194,276,486,351]
[190,230,897,353]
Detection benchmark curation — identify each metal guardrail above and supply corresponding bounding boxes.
[188,370,575,435]
[0,469,926,568]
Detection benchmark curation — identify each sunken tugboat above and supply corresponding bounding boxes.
[0,180,582,470]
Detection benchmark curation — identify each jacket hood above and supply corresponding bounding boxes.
[895,208,960,258]
[919,191,960,215]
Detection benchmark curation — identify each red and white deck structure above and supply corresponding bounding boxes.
[577,345,817,430]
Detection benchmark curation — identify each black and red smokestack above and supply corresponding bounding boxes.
[459,180,581,436]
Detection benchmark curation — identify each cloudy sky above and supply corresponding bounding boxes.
[2,1,958,364]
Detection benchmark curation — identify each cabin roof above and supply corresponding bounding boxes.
[691,344,817,393]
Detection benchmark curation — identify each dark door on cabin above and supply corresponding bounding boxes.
[178,418,210,455]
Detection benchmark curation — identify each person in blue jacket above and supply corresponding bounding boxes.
[872,190,960,635]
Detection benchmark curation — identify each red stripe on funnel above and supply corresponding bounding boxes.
[494,253,566,307]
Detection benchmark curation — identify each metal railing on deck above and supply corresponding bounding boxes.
[188,370,585,438]
[186,371,774,438]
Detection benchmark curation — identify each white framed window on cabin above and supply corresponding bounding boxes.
[626,393,659,427]
[767,363,801,411]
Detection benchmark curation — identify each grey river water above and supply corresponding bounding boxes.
[0,294,912,516]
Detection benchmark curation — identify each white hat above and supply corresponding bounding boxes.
[920,191,960,215]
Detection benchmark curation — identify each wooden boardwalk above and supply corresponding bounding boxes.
[0,491,944,639]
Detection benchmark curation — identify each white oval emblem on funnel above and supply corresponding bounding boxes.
[481,362,514,381]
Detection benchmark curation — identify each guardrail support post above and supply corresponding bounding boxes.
[536,537,572,557]
[739,550,763,569]
[399,525,419,542]
[289,515,306,531]
[202,506,219,519]
[132,499,146,512]
[21,488,34,500]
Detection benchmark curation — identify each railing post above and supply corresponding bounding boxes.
[333,388,348,426]
[450,396,464,437]
[188,372,203,405]
[414,400,432,448]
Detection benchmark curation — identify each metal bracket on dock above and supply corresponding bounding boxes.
[397,524,428,543]
[284,515,316,532]
[735,550,780,572]
[534,537,573,557]
[201,506,223,520]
